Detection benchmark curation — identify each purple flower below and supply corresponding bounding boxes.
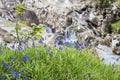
[0,74,6,78]
[74,43,81,49]
[38,37,44,43]
[1,60,5,66]
[65,42,70,46]
[66,32,70,39]
[20,70,24,74]
[54,39,60,45]
[32,42,35,47]
[22,55,28,61]
[5,63,10,69]
[4,43,7,47]
[18,45,23,50]
[94,43,98,47]
[23,41,27,45]
[23,76,27,80]
[10,68,19,78]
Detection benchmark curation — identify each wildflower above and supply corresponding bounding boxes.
[32,42,35,47]
[65,42,70,46]
[22,55,28,61]
[0,74,6,78]
[66,32,70,39]
[5,63,10,69]
[54,39,60,45]
[18,45,23,50]
[1,60,5,66]
[20,70,24,74]
[23,41,27,45]
[4,43,7,47]
[0,75,2,78]
[94,43,98,47]
[38,37,44,43]
[81,46,85,49]
[10,68,19,78]
[74,43,82,49]
[23,76,27,80]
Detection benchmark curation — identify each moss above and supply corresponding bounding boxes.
[111,20,120,33]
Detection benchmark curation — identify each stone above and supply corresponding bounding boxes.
[16,9,39,26]
[3,34,16,43]
[113,46,120,55]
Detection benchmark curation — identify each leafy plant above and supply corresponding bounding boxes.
[14,4,24,14]
[30,23,44,39]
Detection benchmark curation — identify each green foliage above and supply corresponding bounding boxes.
[111,20,120,33]
[115,0,120,6]
[0,46,120,80]
[94,0,110,10]
[30,23,44,39]
[14,4,24,14]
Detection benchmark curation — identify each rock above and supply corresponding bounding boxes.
[16,9,39,26]
[113,46,120,55]
[3,34,16,43]
[98,34,112,46]
[0,28,8,36]
[111,35,120,55]
[111,35,120,48]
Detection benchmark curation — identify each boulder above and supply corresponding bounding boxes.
[16,9,39,26]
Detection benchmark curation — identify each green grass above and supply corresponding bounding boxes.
[111,20,120,33]
[0,45,120,80]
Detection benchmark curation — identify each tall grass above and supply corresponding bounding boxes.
[0,45,120,80]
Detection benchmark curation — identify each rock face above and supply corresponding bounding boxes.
[0,0,120,56]
[21,0,119,43]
